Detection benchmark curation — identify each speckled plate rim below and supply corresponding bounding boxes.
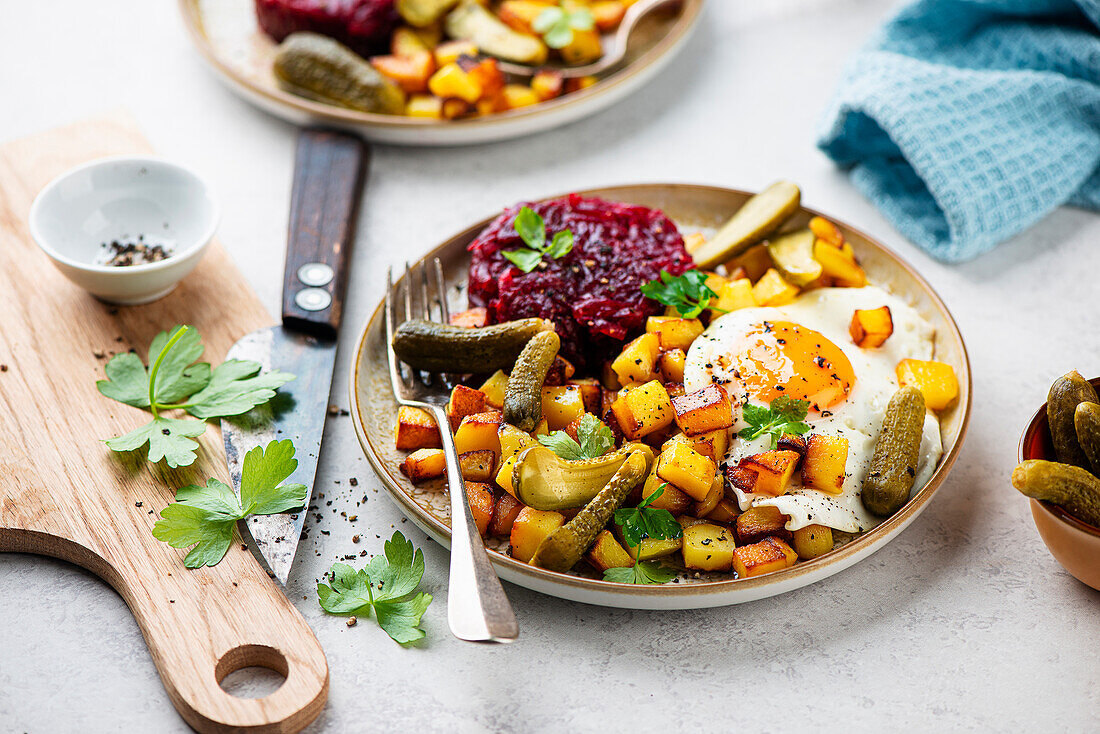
[177,0,703,146]
[349,183,972,609]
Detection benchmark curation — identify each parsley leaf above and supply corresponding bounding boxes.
[179,360,295,420]
[537,413,615,460]
[105,416,207,469]
[639,270,720,319]
[151,439,308,568]
[97,325,211,407]
[533,3,595,49]
[738,395,811,448]
[317,531,433,645]
[603,560,675,585]
[613,484,684,548]
[502,206,575,273]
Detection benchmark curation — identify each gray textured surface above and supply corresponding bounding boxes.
[2,1,1099,732]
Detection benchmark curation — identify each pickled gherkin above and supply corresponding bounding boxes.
[861,386,925,517]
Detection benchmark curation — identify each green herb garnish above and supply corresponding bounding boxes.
[151,439,308,568]
[639,270,720,318]
[502,206,575,273]
[738,395,811,448]
[532,2,595,49]
[317,531,434,645]
[603,560,675,585]
[97,325,294,467]
[613,484,684,548]
[537,413,615,460]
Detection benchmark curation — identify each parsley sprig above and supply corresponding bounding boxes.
[738,396,811,448]
[639,270,720,318]
[317,531,434,645]
[533,2,595,49]
[538,413,615,460]
[613,484,684,548]
[502,206,575,273]
[603,560,676,585]
[151,439,308,568]
[97,326,294,467]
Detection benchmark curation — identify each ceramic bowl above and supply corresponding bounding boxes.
[1019,378,1100,590]
[28,155,219,305]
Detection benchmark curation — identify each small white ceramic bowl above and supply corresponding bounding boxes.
[29,155,219,305]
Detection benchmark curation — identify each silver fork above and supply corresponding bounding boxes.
[386,258,519,644]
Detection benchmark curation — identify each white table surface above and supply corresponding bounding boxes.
[2,1,1098,732]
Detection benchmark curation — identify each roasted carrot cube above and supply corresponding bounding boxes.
[510,507,565,563]
[896,358,959,411]
[395,405,441,449]
[656,441,717,501]
[645,316,705,352]
[657,349,686,384]
[450,307,488,328]
[459,449,496,482]
[733,537,798,577]
[849,306,894,348]
[737,450,800,497]
[466,482,495,537]
[682,522,737,572]
[611,380,675,440]
[611,332,660,384]
[401,448,446,483]
[735,505,791,545]
[586,529,634,572]
[752,268,799,307]
[671,385,734,436]
[446,384,487,430]
[490,492,525,536]
[454,411,502,458]
[370,51,435,93]
[531,69,565,101]
[801,435,848,494]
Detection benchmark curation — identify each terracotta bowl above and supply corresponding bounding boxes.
[1019,377,1100,590]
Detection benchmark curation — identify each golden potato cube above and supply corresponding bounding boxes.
[502,83,540,109]
[495,423,538,496]
[530,68,564,101]
[657,348,686,384]
[682,522,737,572]
[586,529,634,572]
[490,492,525,536]
[454,411,502,458]
[497,0,549,34]
[813,238,867,287]
[433,40,479,67]
[543,355,577,386]
[752,268,799,307]
[611,380,675,440]
[617,527,682,561]
[450,306,488,328]
[565,75,598,93]
[725,243,773,282]
[735,505,791,545]
[646,316,705,353]
[704,498,740,524]
[801,435,848,494]
[656,441,717,501]
[395,405,442,450]
[391,26,432,56]
[693,473,724,518]
[479,370,509,409]
[733,537,798,577]
[849,306,894,349]
[559,27,601,65]
[611,332,660,384]
[405,94,444,119]
[532,417,550,436]
[428,62,482,104]
[677,515,708,530]
[446,384,487,430]
[540,385,586,430]
[792,524,834,560]
[400,448,446,483]
[671,385,734,436]
[466,482,495,537]
[737,450,801,497]
[459,449,497,483]
[713,277,756,313]
[896,358,959,411]
[691,428,729,462]
[371,51,435,94]
[567,377,602,414]
[683,231,707,254]
[510,507,565,563]
[809,216,845,247]
[641,468,692,515]
[591,0,627,31]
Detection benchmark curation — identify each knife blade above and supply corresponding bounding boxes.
[222,129,368,584]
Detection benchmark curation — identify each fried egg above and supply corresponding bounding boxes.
[685,286,943,534]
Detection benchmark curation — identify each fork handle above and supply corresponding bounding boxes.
[424,404,519,643]
[281,129,369,341]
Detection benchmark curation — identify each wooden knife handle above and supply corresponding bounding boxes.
[281,129,368,340]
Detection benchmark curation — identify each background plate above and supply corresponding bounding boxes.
[179,0,703,146]
[349,183,972,609]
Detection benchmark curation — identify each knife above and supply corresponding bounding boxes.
[222,128,368,584]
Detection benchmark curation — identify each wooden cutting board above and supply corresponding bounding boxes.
[0,111,328,733]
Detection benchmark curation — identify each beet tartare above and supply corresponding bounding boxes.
[467,194,693,366]
[256,0,399,57]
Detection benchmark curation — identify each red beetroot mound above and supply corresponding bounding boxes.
[467,194,693,367]
[255,0,399,57]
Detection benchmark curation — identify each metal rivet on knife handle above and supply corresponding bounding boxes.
[295,288,332,312]
[297,262,334,287]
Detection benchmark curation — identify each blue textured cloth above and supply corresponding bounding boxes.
[817,0,1100,262]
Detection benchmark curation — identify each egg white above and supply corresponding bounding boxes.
[685,286,943,534]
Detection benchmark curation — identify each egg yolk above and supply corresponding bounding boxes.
[732,320,854,411]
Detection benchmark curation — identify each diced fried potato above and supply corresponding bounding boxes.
[656,441,717,501]
[713,277,755,313]
[490,492,525,536]
[543,355,577,386]
[801,435,848,494]
[849,306,894,349]
[792,523,834,560]
[641,467,692,515]
[726,464,758,493]
[591,0,627,31]
[896,359,959,411]
[454,411,502,457]
[617,529,682,561]
[479,370,509,409]
[671,385,734,436]
[497,0,552,34]
[434,40,478,66]
[400,448,446,483]
[724,243,773,282]
[510,507,565,563]
[600,361,621,390]
[457,55,505,97]
[440,97,472,120]
[677,515,708,530]
[703,271,727,296]
[391,26,432,56]
[559,27,601,65]
[475,92,508,117]
[428,62,482,103]
[657,349,686,384]
[466,482,495,536]
[371,51,435,93]
[531,69,564,101]
[809,216,844,247]
[693,473,724,518]
[611,332,660,384]
[813,238,867,287]
[405,94,444,118]
[450,306,489,328]
[646,316,704,352]
[752,268,799,307]
[567,377,602,414]
[533,418,550,436]
[691,428,729,462]
[736,450,800,497]
[776,433,808,458]
[540,385,586,430]
[704,498,739,524]
[732,537,798,577]
[586,529,634,572]
[564,75,598,93]
[502,83,540,109]
[664,382,685,399]
[496,424,539,496]
[682,522,737,571]
[683,231,707,254]
[459,449,496,482]
[395,405,441,450]
[447,385,488,431]
[611,380,675,440]
[735,505,791,545]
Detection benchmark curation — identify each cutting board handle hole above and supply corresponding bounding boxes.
[216,644,288,700]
